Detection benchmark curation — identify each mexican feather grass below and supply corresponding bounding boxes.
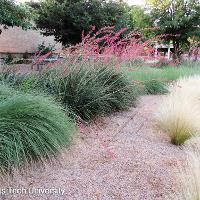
[168,141,200,200]
[157,76,200,145]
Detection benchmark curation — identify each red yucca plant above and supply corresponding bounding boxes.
[63,26,151,63]
[29,26,181,72]
[62,26,180,66]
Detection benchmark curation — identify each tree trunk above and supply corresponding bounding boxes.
[173,38,180,61]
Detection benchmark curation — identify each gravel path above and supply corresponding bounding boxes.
[0,95,186,200]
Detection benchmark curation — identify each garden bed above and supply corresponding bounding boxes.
[0,95,186,200]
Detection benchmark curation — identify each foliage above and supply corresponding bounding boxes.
[148,0,200,59]
[38,61,138,120]
[157,93,199,145]
[0,0,32,32]
[3,54,14,65]
[3,54,30,65]
[0,72,39,93]
[36,42,55,55]
[33,0,131,44]
[0,84,16,101]
[129,5,155,38]
[156,58,170,68]
[130,6,151,29]
[0,85,76,170]
[19,75,39,93]
[144,79,168,95]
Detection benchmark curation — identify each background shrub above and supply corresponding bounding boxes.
[126,64,200,83]
[0,72,39,93]
[0,84,16,101]
[0,85,76,170]
[3,54,14,65]
[144,79,168,95]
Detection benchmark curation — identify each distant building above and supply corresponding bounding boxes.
[0,26,62,58]
[154,43,174,60]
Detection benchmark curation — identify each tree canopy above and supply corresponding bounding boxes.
[129,5,154,38]
[148,0,200,57]
[0,0,32,33]
[33,0,131,45]
[130,6,152,30]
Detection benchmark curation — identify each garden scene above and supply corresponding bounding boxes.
[0,0,200,199]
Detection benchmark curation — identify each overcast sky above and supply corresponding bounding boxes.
[127,0,145,5]
[17,0,146,5]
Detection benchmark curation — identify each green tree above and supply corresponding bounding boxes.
[129,5,154,37]
[0,0,32,33]
[148,0,200,59]
[33,0,131,45]
[130,6,152,29]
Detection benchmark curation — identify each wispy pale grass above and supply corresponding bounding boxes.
[157,76,200,145]
[169,140,200,200]
[157,94,200,145]
[170,75,200,96]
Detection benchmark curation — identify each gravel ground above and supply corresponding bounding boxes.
[0,95,186,200]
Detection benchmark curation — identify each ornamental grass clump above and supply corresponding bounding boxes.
[0,85,76,170]
[39,62,138,121]
[144,79,168,95]
[157,76,200,145]
[169,75,200,97]
[169,143,200,200]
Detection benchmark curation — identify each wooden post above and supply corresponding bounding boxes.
[155,47,158,58]
[167,46,171,60]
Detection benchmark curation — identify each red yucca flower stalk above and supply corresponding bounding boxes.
[64,26,179,67]
[30,26,181,72]
[31,51,53,70]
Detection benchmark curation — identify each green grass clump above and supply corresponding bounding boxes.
[0,62,138,121]
[40,63,138,120]
[126,62,200,83]
[144,80,168,95]
[0,85,76,170]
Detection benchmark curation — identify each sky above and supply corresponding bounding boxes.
[127,0,145,5]
[17,0,146,6]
